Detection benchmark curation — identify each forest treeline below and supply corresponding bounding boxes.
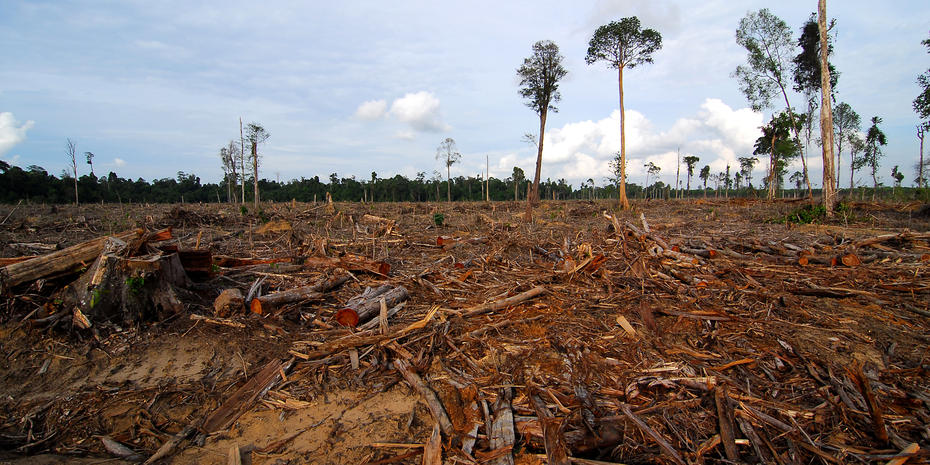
[2,159,926,205]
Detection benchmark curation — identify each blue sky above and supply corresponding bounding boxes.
[1,0,928,189]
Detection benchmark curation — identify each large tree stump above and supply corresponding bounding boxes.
[58,242,191,326]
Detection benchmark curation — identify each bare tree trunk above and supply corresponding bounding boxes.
[446,165,451,202]
[768,134,777,200]
[675,147,681,199]
[239,118,245,205]
[67,138,79,206]
[819,0,837,215]
[531,109,547,207]
[252,141,259,209]
[486,155,490,201]
[618,67,630,210]
[919,126,926,188]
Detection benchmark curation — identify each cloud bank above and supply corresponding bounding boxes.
[497,98,764,185]
[354,91,449,138]
[0,112,35,158]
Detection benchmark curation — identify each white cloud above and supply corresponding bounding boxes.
[533,98,764,185]
[114,158,126,167]
[354,99,387,120]
[388,91,449,132]
[0,112,35,157]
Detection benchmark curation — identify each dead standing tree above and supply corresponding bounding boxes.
[818,0,837,214]
[586,17,662,210]
[436,137,460,202]
[66,138,78,206]
[245,123,270,209]
[517,40,567,214]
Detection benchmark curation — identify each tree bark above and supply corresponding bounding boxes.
[768,130,778,200]
[919,127,926,188]
[618,66,630,209]
[819,0,837,215]
[446,165,451,202]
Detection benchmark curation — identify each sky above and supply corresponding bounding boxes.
[1,0,928,190]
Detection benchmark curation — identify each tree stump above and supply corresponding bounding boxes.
[58,241,191,327]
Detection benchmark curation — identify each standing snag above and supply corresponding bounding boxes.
[436,137,460,202]
[586,17,662,210]
[245,123,270,208]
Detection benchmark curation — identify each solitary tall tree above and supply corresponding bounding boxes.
[734,9,809,198]
[517,40,567,208]
[245,122,270,208]
[683,155,700,194]
[436,137,461,202]
[66,138,78,205]
[833,102,861,189]
[586,17,662,210]
[699,165,710,197]
[84,151,95,177]
[848,132,865,189]
[860,116,887,200]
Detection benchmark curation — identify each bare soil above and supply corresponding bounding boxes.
[0,198,928,464]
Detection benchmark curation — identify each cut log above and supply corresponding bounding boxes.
[214,256,292,267]
[250,271,350,315]
[459,286,546,318]
[343,285,410,324]
[0,228,147,292]
[214,288,245,317]
[157,246,214,281]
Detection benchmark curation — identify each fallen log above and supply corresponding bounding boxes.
[202,358,288,433]
[250,271,350,315]
[393,357,454,437]
[458,286,547,318]
[341,285,410,324]
[0,228,148,292]
[213,256,292,268]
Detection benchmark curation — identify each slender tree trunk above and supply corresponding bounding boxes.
[768,133,777,200]
[675,147,681,199]
[872,164,878,201]
[239,118,246,205]
[618,67,630,210]
[252,141,259,209]
[836,127,844,194]
[446,165,451,202]
[919,128,926,187]
[819,0,837,215]
[850,152,855,190]
[485,155,490,201]
[531,109,547,207]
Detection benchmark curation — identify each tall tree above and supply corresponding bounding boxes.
[738,156,759,189]
[245,122,270,208]
[66,138,78,205]
[699,165,710,197]
[517,40,567,208]
[586,17,662,210]
[683,155,699,194]
[859,116,887,199]
[891,165,904,196]
[644,161,660,199]
[227,140,241,202]
[220,144,238,203]
[754,111,800,199]
[833,102,861,190]
[817,1,838,214]
[847,132,865,189]
[734,9,809,197]
[436,137,461,202]
[239,118,246,205]
[794,13,838,204]
[84,151,95,177]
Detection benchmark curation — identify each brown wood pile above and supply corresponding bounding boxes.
[0,199,928,464]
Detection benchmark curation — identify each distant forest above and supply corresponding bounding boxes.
[0,159,923,205]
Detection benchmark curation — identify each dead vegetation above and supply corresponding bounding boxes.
[0,199,928,464]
